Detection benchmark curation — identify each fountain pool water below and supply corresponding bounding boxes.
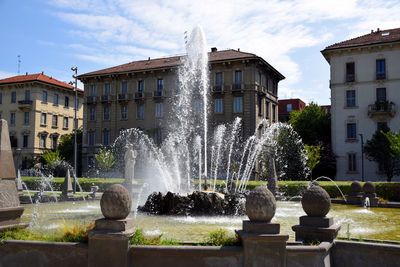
[21,200,400,242]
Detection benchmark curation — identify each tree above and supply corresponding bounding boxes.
[57,127,83,176]
[94,147,115,172]
[383,128,400,160]
[364,125,399,182]
[305,144,321,178]
[41,150,63,169]
[289,102,331,145]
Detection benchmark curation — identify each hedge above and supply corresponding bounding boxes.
[21,177,400,202]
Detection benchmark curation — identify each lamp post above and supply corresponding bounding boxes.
[359,133,364,182]
[71,67,78,193]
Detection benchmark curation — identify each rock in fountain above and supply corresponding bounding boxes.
[363,181,378,207]
[346,181,364,205]
[292,185,340,243]
[139,191,246,216]
[0,119,25,230]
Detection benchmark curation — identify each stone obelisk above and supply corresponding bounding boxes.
[0,119,25,230]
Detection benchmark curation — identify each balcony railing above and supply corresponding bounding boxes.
[232,83,242,91]
[87,96,97,104]
[346,74,355,82]
[134,92,144,100]
[213,85,223,92]
[376,73,386,80]
[118,94,129,101]
[17,100,33,110]
[368,101,396,117]
[101,95,112,103]
[153,91,163,98]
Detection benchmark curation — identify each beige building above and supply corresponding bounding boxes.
[78,48,284,172]
[322,27,400,181]
[0,72,84,169]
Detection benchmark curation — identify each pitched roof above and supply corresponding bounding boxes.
[79,49,284,80]
[0,73,83,92]
[323,27,400,51]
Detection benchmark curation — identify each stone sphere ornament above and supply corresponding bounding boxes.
[100,184,132,219]
[301,185,331,217]
[245,186,276,222]
[363,182,375,194]
[350,181,362,192]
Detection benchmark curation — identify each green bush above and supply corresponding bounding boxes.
[203,229,240,246]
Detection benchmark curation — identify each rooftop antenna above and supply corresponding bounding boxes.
[17,55,21,74]
[184,31,188,45]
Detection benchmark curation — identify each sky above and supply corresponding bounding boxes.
[1,0,400,105]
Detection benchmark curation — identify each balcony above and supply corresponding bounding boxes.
[87,96,97,104]
[134,92,144,100]
[368,101,396,117]
[153,91,163,98]
[101,95,113,103]
[18,100,33,111]
[376,73,386,80]
[345,74,355,83]
[212,85,223,93]
[118,94,129,102]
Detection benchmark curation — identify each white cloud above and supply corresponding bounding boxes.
[47,0,400,103]
[0,70,18,79]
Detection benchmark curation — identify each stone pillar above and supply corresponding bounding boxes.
[237,186,288,267]
[16,169,24,196]
[0,119,25,230]
[88,184,134,267]
[61,169,73,199]
[363,182,378,207]
[292,185,340,243]
[346,181,363,205]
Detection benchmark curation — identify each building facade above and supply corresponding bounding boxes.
[322,27,400,181]
[278,98,306,122]
[78,48,284,173]
[0,73,84,169]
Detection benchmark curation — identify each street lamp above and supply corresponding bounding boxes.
[71,67,78,193]
[359,133,364,182]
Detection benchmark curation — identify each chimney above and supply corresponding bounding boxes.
[371,29,374,33]
[211,47,217,52]
[41,71,44,74]
[148,57,150,60]
[377,28,380,32]
[25,72,28,75]
[238,48,240,51]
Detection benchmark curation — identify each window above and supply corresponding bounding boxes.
[10,112,15,125]
[52,115,58,127]
[195,100,202,115]
[54,94,59,105]
[41,113,47,126]
[346,62,355,82]
[10,136,17,148]
[216,72,222,86]
[40,134,46,148]
[11,92,16,103]
[89,107,95,121]
[348,153,357,172]
[42,91,47,103]
[23,135,28,148]
[105,83,111,95]
[52,135,58,149]
[88,156,94,168]
[286,103,292,112]
[25,90,30,101]
[90,85,96,96]
[138,80,144,92]
[258,97,262,115]
[122,82,128,94]
[104,106,110,120]
[155,128,162,144]
[88,132,95,147]
[24,112,29,125]
[156,103,163,117]
[376,88,386,102]
[347,123,356,139]
[346,90,356,107]
[215,99,223,114]
[234,97,242,113]
[64,96,69,107]
[256,71,262,84]
[157,79,163,91]
[376,59,386,80]
[121,106,127,120]
[137,104,144,119]
[0,92,2,104]
[266,101,270,118]
[103,131,109,146]
[234,71,242,89]
[377,122,387,131]
[272,104,276,121]
[63,117,68,129]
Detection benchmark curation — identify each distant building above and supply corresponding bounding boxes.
[278,98,306,122]
[0,73,84,169]
[78,48,285,173]
[322,27,400,181]
[320,105,331,114]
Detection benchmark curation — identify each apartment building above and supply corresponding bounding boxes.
[322,27,400,181]
[0,73,84,169]
[278,98,306,122]
[78,48,284,172]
